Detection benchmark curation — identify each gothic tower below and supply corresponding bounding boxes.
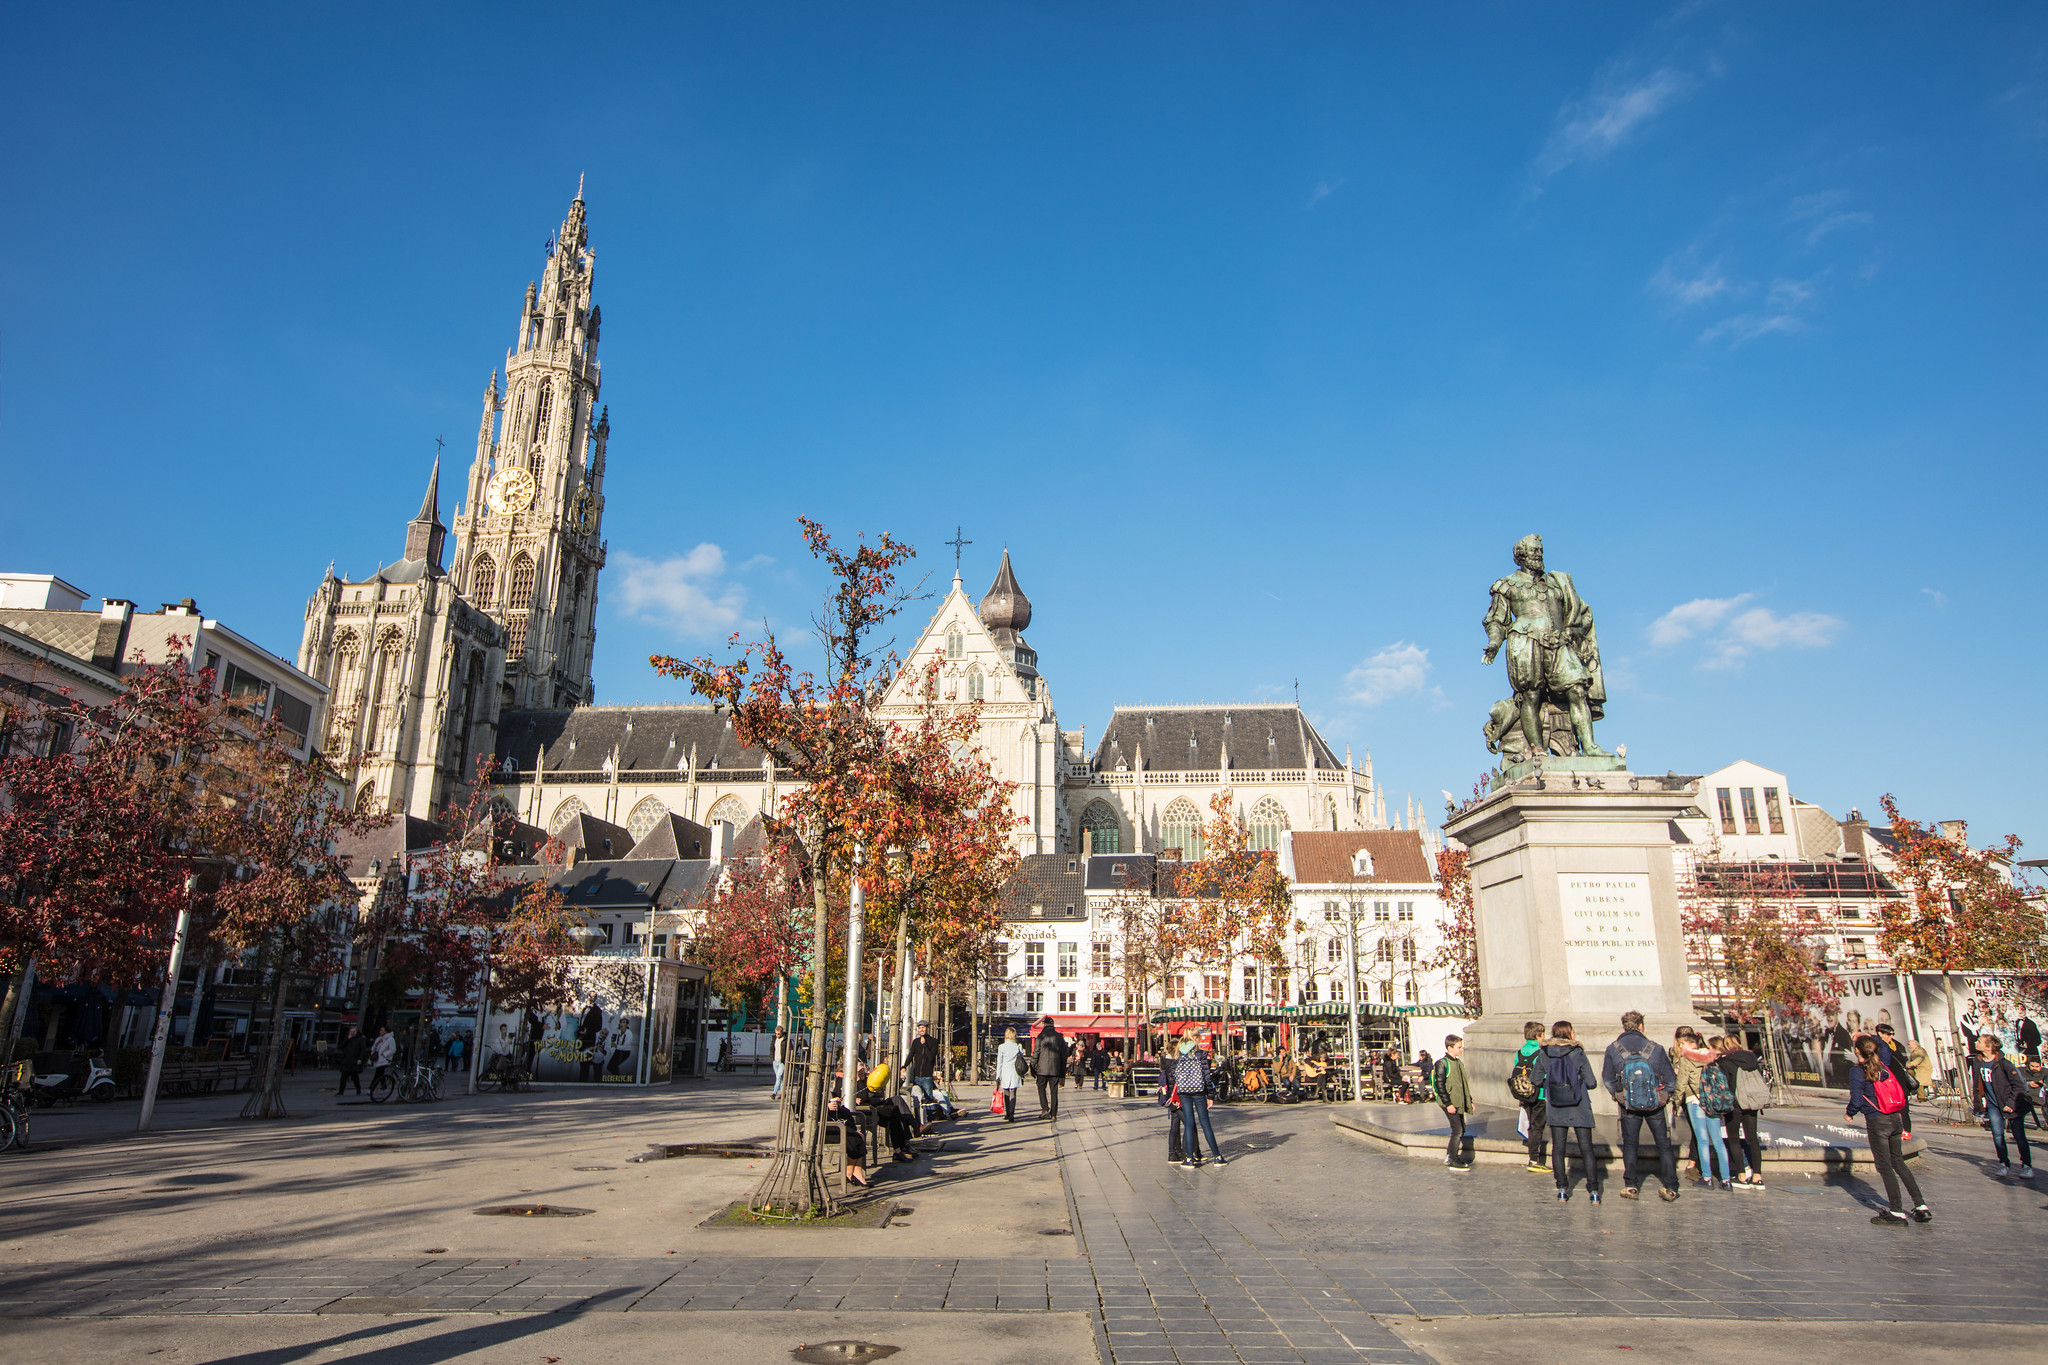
[448,184,610,711]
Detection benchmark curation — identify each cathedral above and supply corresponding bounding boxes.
[302,193,1398,851]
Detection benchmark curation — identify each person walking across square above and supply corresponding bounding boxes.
[1848,1034,1931,1224]
[1172,1034,1224,1168]
[1435,1035,1474,1171]
[1972,1033,2034,1178]
[1032,1016,1070,1122]
[335,1025,366,1096]
[995,1026,1026,1123]
[1602,1011,1680,1203]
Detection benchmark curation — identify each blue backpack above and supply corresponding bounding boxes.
[1618,1041,1662,1112]
[1543,1048,1585,1108]
[1696,1062,1735,1116]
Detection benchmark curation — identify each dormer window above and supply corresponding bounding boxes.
[1352,848,1375,877]
[1067,860,1078,873]
[1029,903,1044,918]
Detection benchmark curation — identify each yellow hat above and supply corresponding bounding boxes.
[866,1063,890,1091]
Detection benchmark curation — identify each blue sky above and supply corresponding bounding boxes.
[4,4,2044,843]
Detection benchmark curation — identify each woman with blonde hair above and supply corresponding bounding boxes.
[995,1025,1026,1124]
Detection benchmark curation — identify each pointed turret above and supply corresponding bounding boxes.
[978,548,1038,681]
[404,455,446,573]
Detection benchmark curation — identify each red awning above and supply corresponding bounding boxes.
[1040,1014,1132,1033]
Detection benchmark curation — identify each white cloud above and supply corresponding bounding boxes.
[1651,594,1843,667]
[1650,251,1737,307]
[1922,588,1948,610]
[1343,642,1433,706]
[1647,594,1750,647]
[1305,176,1345,209]
[614,545,746,637]
[1698,275,1818,345]
[1536,67,1693,179]
[1788,190,1874,245]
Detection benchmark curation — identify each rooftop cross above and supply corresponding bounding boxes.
[945,525,972,578]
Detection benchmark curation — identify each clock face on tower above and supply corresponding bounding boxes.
[571,486,597,535]
[484,466,536,517]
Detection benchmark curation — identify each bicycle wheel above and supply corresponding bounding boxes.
[428,1070,443,1101]
[0,1106,16,1152]
[368,1072,395,1104]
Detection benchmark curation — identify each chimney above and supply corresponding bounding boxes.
[1939,819,1968,846]
[91,599,135,671]
[708,820,736,866]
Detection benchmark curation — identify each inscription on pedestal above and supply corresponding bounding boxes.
[1559,873,1662,986]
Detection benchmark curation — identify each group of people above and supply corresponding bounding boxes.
[331,1024,396,1096]
[1429,1011,1936,1226]
[993,1016,1074,1121]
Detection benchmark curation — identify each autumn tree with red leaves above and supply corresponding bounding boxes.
[654,517,924,1217]
[1168,791,1295,1061]
[1424,846,1481,1016]
[0,647,236,1055]
[1875,794,2042,1080]
[693,840,812,1027]
[210,716,388,1119]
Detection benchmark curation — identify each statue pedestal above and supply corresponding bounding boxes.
[1445,773,1710,1117]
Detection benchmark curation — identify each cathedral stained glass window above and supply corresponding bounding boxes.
[1248,796,1289,852]
[1080,800,1120,855]
[1160,798,1202,862]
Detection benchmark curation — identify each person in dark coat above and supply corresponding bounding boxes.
[1600,1010,1680,1202]
[1714,1036,1768,1188]
[1847,1034,1930,1224]
[334,1026,367,1096]
[1972,1033,2034,1177]
[1537,1021,1603,1203]
[577,1002,605,1083]
[1032,1017,1070,1121]
[904,1022,942,1103]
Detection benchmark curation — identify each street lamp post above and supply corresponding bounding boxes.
[841,844,865,1105]
[139,874,199,1133]
[1344,901,1363,1106]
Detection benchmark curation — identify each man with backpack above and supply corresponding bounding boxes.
[1507,1020,1548,1173]
[1601,1010,1680,1203]
[1434,1035,1474,1171]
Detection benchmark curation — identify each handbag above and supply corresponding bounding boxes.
[990,1088,1005,1116]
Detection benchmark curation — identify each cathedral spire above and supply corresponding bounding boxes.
[404,454,446,573]
[978,548,1039,683]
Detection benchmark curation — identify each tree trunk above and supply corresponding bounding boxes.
[968,973,980,1086]
[243,933,294,1120]
[752,838,837,1218]
[0,953,35,1060]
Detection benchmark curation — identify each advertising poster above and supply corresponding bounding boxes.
[481,956,650,1084]
[1781,971,1907,1088]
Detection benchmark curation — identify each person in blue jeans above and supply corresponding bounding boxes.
[1672,1027,1731,1190]
[1173,1034,1226,1168]
[1973,1033,2034,1177]
[1600,1011,1680,1202]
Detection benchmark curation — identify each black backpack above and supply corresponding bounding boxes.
[1543,1047,1585,1108]
[1508,1051,1541,1102]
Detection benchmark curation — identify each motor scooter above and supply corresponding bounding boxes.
[31,1051,116,1105]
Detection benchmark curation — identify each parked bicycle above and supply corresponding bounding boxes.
[475,1050,531,1093]
[1,1060,32,1151]
[369,1060,442,1104]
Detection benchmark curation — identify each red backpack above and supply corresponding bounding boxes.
[1871,1067,1906,1115]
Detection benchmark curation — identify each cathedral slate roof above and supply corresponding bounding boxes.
[1084,853,1159,892]
[557,811,634,860]
[495,705,770,774]
[498,856,716,913]
[1089,704,1342,775]
[627,812,713,862]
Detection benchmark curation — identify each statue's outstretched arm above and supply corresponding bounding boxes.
[1481,584,1510,660]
